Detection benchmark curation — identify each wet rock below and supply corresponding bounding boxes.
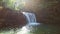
[0,8,27,29]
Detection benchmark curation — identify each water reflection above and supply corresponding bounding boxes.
[16,23,40,34]
[17,26,30,34]
[0,23,60,34]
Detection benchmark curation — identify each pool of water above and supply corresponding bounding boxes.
[0,23,60,34]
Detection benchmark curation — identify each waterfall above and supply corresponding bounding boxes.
[22,12,36,23]
[16,12,40,34]
[22,12,40,25]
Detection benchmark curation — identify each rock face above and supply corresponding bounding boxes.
[0,7,27,29]
[0,0,60,28]
[35,0,60,25]
[23,0,60,25]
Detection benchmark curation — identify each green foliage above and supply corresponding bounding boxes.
[3,0,24,10]
[0,0,3,6]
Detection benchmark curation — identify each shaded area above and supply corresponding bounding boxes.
[0,0,60,34]
[0,7,27,29]
[0,23,60,34]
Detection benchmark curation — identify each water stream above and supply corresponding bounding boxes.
[22,12,40,26]
[22,12,36,23]
[0,12,60,34]
[16,12,40,34]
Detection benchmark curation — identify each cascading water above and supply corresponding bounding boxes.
[16,12,40,34]
[22,12,36,23]
[22,12,40,25]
